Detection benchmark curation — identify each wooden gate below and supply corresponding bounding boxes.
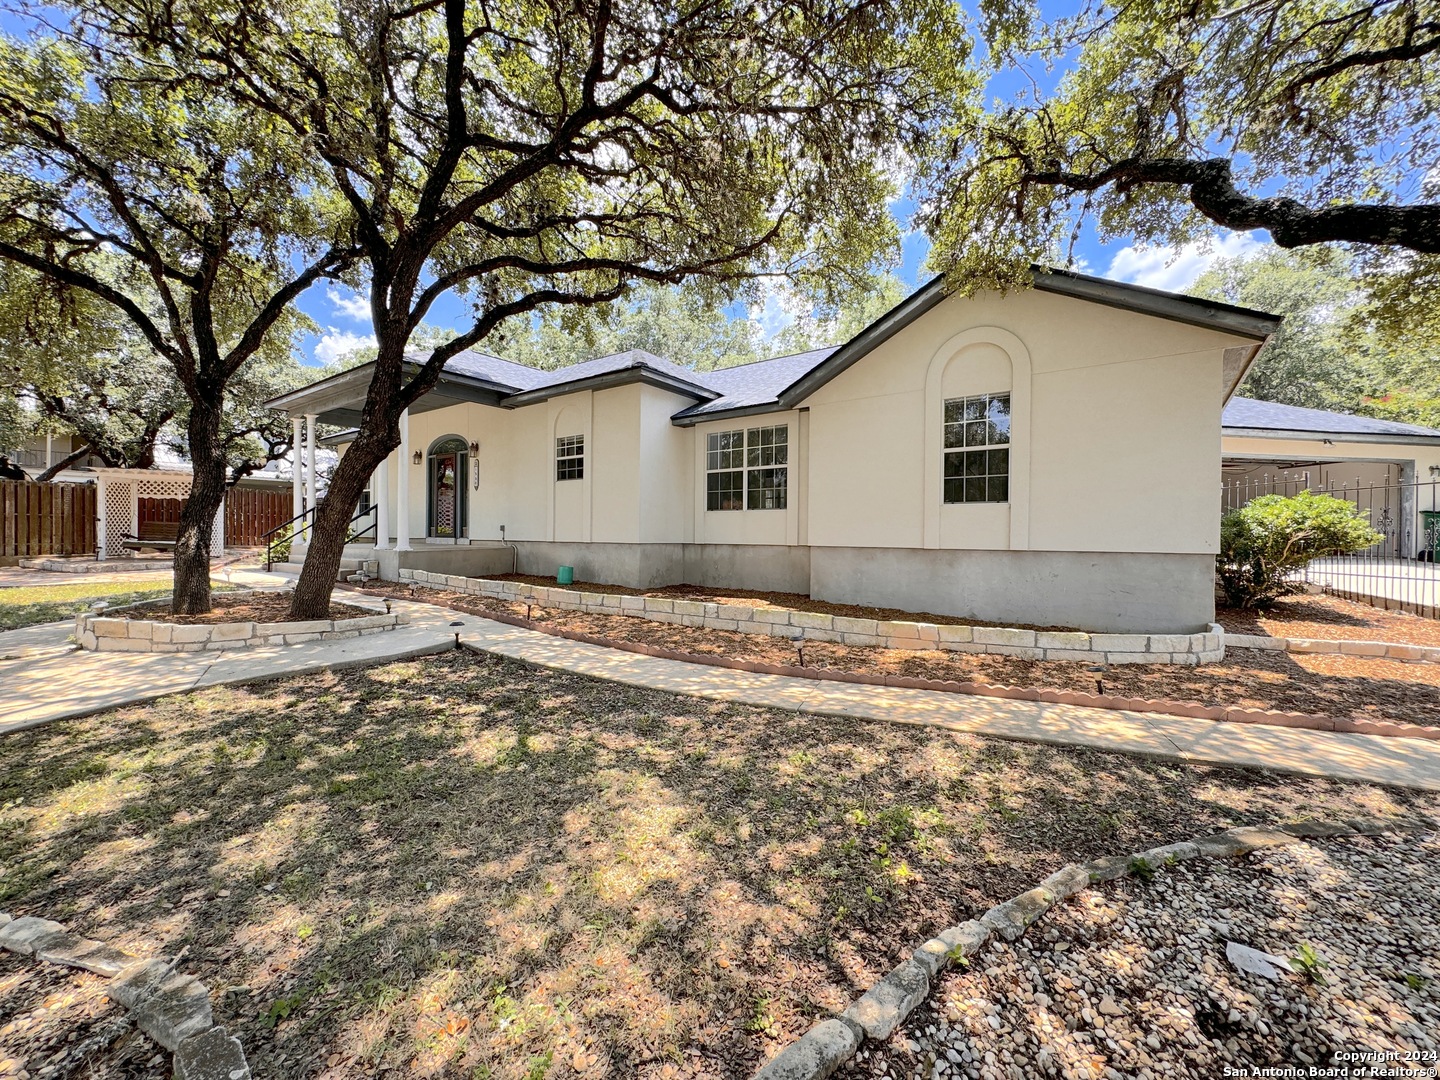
[0,480,97,559]
[224,488,290,546]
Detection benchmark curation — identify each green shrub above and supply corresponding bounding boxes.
[1218,490,1383,608]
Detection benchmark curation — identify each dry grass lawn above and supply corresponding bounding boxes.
[1,651,1435,1079]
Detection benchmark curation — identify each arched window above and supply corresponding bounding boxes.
[427,436,469,539]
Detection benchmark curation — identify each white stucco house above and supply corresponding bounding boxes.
[269,269,1284,633]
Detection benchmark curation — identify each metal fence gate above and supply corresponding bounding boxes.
[1222,469,1440,618]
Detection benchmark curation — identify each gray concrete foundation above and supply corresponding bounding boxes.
[364,540,1212,634]
[809,546,1215,633]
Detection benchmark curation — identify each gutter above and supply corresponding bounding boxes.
[1222,427,1440,446]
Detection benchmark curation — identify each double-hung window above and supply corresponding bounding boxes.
[555,434,584,481]
[943,393,1010,503]
[707,425,788,510]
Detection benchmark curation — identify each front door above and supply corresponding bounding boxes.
[431,453,459,538]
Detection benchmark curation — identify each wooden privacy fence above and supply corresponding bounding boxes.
[224,487,290,546]
[1,480,97,559]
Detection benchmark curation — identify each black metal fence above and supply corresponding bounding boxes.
[1221,469,1440,618]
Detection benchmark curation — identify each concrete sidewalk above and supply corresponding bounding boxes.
[459,619,1440,793]
[3,591,1440,792]
[0,593,467,734]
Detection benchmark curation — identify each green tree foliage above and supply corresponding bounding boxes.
[1218,491,1384,608]
[767,273,910,356]
[494,284,763,372]
[0,8,355,611]
[922,0,1440,332]
[1191,248,1440,425]
[1192,249,1367,412]
[172,0,974,617]
[0,258,313,478]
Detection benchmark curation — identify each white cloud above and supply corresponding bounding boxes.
[314,328,376,365]
[326,286,371,322]
[1105,231,1267,292]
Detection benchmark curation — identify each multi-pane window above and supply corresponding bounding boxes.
[555,434,584,481]
[707,425,788,510]
[943,393,1010,504]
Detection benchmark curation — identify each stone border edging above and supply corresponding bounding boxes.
[372,588,1440,742]
[73,589,408,653]
[1227,632,1440,664]
[0,911,251,1079]
[752,815,1437,1080]
[397,569,1225,665]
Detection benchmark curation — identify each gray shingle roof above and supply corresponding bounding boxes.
[523,348,712,393]
[1222,396,1440,439]
[433,350,547,391]
[433,344,837,415]
[672,347,839,418]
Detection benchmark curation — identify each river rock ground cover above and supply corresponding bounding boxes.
[842,833,1440,1080]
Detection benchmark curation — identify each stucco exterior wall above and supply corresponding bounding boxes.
[803,288,1238,556]
[325,284,1264,632]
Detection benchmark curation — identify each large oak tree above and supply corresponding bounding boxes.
[0,8,355,612]
[922,0,1440,308]
[175,0,975,618]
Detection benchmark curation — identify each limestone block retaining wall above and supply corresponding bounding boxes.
[397,569,1225,665]
[74,597,406,653]
[1226,632,1440,664]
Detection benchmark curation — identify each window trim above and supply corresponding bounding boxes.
[555,433,584,481]
[706,424,788,511]
[942,393,1010,505]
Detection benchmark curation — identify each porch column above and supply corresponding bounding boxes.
[290,416,303,524]
[396,408,412,551]
[96,475,108,560]
[373,454,390,549]
[304,412,318,540]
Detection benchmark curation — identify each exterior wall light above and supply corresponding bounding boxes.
[412,450,422,465]
[468,440,479,454]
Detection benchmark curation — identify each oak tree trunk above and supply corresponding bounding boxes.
[172,397,227,615]
[288,426,397,619]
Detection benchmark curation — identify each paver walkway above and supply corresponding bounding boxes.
[3,587,1440,791]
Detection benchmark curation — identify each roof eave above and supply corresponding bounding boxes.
[776,277,949,408]
[671,400,791,427]
[1222,426,1440,446]
[1032,267,1283,341]
[500,366,719,408]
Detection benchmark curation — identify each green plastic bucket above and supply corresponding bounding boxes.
[556,565,574,585]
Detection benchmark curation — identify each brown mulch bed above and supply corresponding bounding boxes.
[486,573,1079,632]
[1,650,1436,1079]
[1218,592,1440,647]
[365,582,1440,728]
[118,592,373,625]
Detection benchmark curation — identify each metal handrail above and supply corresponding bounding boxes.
[262,507,314,572]
[264,503,379,572]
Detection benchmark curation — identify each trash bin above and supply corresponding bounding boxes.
[1421,511,1440,562]
[557,565,574,585]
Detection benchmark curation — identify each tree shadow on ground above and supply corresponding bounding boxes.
[0,651,1433,1079]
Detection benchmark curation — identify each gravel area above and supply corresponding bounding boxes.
[842,833,1440,1080]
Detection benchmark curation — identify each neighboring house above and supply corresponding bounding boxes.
[5,434,106,481]
[268,269,1281,633]
[1222,397,1440,556]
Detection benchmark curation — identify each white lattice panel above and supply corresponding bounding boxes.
[136,476,191,499]
[104,479,135,555]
